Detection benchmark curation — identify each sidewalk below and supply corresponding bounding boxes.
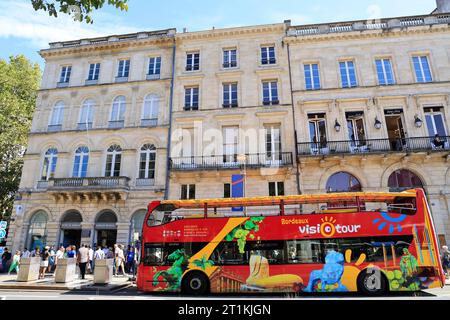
[0,273,134,292]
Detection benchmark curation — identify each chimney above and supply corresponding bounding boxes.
[436,0,450,13]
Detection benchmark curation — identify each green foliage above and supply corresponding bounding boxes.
[193,255,214,270]
[225,217,265,254]
[0,55,41,219]
[30,0,128,23]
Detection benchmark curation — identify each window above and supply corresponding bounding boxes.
[110,96,126,126]
[246,241,285,265]
[105,145,122,177]
[413,56,432,83]
[142,94,159,126]
[41,148,58,180]
[48,101,65,130]
[269,182,284,196]
[212,242,246,265]
[223,126,239,163]
[72,146,89,178]
[223,83,238,107]
[117,59,130,78]
[339,60,357,88]
[79,99,94,129]
[88,63,100,81]
[181,184,195,199]
[224,183,231,198]
[388,169,424,192]
[186,52,200,71]
[223,49,237,68]
[308,114,327,150]
[184,87,199,110]
[287,240,322,264]
[265,124,282,161]
[261,46,276,65]
[262,81,279,105]
[139,144,156,179]
[375,59,395,85]
[304,63,321,90]
[148,57,161,75]
[425,107,447,137]
[59,66,72,83]
[326,172,362,193]
[346,112,367,149]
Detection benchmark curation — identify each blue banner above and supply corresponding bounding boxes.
[232,174,244,212]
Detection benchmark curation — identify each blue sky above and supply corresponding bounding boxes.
[0,0,437,69]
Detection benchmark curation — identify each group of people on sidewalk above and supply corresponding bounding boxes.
[1,243,139,280]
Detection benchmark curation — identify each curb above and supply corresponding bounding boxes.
[0,281,133,292]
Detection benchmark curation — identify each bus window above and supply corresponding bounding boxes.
[388,197,417,215]
[287,240,322,264]
[212,242,247,265]
[147,204,178,227]
[245,241,285,265]
[143,243,164,266]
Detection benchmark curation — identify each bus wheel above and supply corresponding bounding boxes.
[182,272,210,296]
[357,268,388,296]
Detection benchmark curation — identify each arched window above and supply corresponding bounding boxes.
[110,96,126,122]
[79,99,95,129]
[105,145,122,177]
[139,144,156,180]
[141,94,159,126]
[49,101,65,130]
[326,172,362,193]
[41,148,58,181]
[27,211,48,250]
[388,169,424,192]
[72,146,89,178]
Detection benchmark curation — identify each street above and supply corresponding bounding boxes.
[0,285,449,300]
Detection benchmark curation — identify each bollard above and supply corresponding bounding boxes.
[17,257,41,282]
[93,259,114,284]
[54,258,77,283]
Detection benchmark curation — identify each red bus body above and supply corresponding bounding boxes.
[137,189,445,294]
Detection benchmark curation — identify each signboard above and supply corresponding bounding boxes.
[231,174,244,212]
[384,109,403,115]
[0,221,7,240]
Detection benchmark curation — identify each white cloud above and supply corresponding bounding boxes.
[0,0,140,48]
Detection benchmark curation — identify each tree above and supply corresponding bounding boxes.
[0,55,41,220]
[30,0,128,24]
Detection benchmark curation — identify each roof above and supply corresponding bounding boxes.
[161,190,417,209]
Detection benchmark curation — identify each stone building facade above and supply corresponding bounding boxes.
[6,2,450,251]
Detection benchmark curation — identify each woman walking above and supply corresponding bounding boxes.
[7,251,21,275]
[39,247,50,279]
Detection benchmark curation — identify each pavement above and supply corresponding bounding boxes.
[0,272,134,292]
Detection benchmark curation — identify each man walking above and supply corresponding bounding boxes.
[88,245,94,273]
[1,248,11,273]
[21,248,31,259]
[77,244,89,280]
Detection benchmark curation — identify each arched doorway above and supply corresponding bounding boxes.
[326,172,362,193]
[60,211,82,248]
[388,169,424,192]
[26,211,48,251]
[130,210,146,245]
[94,211,118,248]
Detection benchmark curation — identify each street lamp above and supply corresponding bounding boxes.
[374,117,382,130]
[237,154,247,216]
[414,115,423,128]
[334,120,341,132]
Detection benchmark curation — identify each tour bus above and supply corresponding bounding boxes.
[136,189,445,295]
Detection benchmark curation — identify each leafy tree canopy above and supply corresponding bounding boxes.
[30,0,128,24]
[0,55,41,219]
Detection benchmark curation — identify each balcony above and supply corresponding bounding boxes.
[263,100,279,106]
[46,177,130,202]
[77,122,93,130]
[146,73,161,80]
[140,118,158,127]
[56,82,69,88]
[108,120,125,129]
[47,124,62,132]
[85,79,98,86]
[115,76,128,83]
[297,137,450,157]
[170,152,293,171]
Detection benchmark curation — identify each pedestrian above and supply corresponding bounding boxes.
[94,246,105,260]
[106,247,115,274]
[64,246,71,258]
[1,248,11,273]
[8,251,21,275]
[39,246,50,279]
[67,245,76,259]
[126,247,135,275]
[21,248,31,259]
[30,247,36,257]
[54,246,65,269]
[77,244,89,280]
[48,246,56,273]
[115,244,126,276]
[88,245,94,274]
[125,245,131,273]
[442,245,450,278]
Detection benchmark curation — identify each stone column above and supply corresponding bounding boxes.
[89,151,103,177]
[80,222,95,247]
[116,222,131,246]
[46,222,60,247]
[155,148,167,187]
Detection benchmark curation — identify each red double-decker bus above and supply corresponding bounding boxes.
[136,189,445,296]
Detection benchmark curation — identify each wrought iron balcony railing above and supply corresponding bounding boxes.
[297,136,450,156]
[48,177,130,190]
[170,152,293,171]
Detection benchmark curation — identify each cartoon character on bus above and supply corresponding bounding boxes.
[305,250,348,292]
